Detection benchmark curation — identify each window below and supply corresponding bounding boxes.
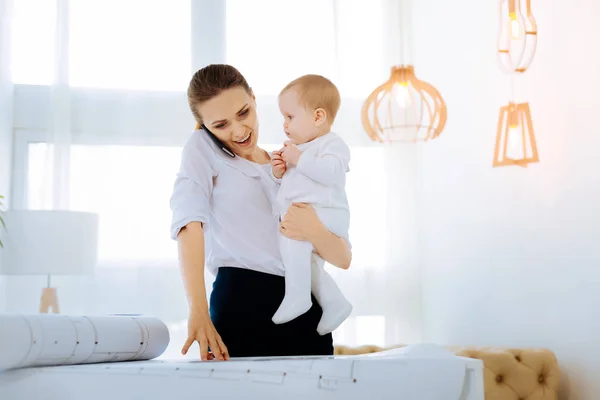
[27,143,183,264]
[225,0,387,99]
[25,142,386,268]
[226,0,337,96]
[12,1,400,349]
[11,0,57,85]
[68,0,191,90]
[25,142,282,265]
[11,0,191,90]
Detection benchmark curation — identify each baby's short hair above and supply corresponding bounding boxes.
[280,74,341,124]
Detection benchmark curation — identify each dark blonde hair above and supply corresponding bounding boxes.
[187,64,252,125]
[280,74,341,123]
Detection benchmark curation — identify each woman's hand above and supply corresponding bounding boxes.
[280,203,323,241]
[182,309,229,361]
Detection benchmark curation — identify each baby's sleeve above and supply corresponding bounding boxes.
[169,135,217,240]
[295,136,350,186]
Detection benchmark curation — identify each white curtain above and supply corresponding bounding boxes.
[2,0,422,356]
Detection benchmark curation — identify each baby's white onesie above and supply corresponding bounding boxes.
[272,132,353,335]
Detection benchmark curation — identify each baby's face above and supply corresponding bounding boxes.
[278,89,318,145]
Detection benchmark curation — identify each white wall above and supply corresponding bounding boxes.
[413,0,600,399]
[0,0,14,313]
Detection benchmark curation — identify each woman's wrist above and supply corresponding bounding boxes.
[308,222,351,270]
[189,300,210,317]
[308,220,331,245]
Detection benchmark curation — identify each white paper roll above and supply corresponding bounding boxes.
[0,314,170,371]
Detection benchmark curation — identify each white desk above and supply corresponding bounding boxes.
[0,345,484,400]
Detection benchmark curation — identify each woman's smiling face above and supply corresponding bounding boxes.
[196,86,260,158]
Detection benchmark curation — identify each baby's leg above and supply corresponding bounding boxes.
[311,258,352,335]
[311,207,352,335]
[272,233,314,325]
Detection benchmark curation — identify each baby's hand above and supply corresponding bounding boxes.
[281,141,302,166]
[271,149,286,179]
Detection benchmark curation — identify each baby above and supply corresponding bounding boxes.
[270,74,352,335]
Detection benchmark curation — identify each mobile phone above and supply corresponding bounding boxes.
[201,124,235,158]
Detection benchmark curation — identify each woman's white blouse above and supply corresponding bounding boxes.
[170,130,285,277]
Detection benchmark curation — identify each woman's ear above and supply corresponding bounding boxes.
[314,108,327,126]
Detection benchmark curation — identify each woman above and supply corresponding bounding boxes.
[170,64,352,361]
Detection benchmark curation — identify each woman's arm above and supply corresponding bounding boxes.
[280,203,352,270]
[308,222,352,270]
[177,221,209,314]
[177,222,229,361]
[170,133,228,360]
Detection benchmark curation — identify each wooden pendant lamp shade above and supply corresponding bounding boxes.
[361,0,446,143]
[497,0,538,74]
[493,102,539,167]
[494,0,539,168]
[361,65,447,143]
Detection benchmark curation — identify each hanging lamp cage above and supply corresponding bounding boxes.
[361,65,447,143]
[493,101,539,167]
[497,0,538,74]
[493,0,539,167]
[361,0,447,144]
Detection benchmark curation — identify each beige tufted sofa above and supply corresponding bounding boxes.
[335,344,561,400]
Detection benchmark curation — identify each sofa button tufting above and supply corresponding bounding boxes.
[538,374,545,384]
[515,355,521,362]
[495,375,504,383]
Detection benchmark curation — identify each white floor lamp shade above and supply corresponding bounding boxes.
[0,210,99,313]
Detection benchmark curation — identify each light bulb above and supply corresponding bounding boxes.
[508,124,520,149]
[393,82,410,108]
[509,12,520,40]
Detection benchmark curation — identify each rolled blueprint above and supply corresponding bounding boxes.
[0,314,170,371]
